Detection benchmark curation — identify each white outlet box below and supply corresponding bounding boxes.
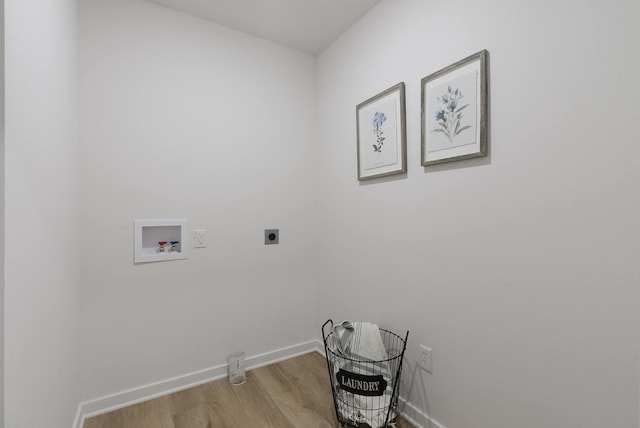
[419,345,433,372]
[134,219,188,263]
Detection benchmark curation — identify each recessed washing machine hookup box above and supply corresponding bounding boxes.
[134,219,188,263]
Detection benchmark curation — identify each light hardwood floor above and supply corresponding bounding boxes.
[83,352,413,428]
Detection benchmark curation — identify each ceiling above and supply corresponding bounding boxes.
[148,0,381,55]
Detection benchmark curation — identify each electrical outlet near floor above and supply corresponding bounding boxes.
[419,344,433,372]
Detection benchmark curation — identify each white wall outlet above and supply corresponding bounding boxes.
[194,229,206,248]
[419,344,433,372]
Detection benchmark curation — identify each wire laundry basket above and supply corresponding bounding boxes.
[322,319,409,428]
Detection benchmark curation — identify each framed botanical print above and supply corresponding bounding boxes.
[356,83,407,181]
[421,50,488,166]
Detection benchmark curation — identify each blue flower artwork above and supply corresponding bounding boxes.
[427,71,478,152]
[432,85,471,144]
[362,98,398,170]
[372,111,387,154]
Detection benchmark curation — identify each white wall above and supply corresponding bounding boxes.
[3,0,80,427]
[0,0,5,423]
[316,1,640,427]
[79,0,317,401]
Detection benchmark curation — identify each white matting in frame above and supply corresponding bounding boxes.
[356,82,407,181]
[421,50,488,166]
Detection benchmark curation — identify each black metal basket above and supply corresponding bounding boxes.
[322,319,409,428]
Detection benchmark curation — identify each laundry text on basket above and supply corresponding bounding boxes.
[336,369,387,396]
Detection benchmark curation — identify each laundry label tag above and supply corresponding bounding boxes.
[336,369,387,396]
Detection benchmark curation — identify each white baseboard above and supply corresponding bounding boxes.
[72,403,83,428]
[398,396,448,428]
[74,338,444,428]
[74,339,324,428]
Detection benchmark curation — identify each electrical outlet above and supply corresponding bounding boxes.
[264,229,279,245]
[194,230,206,248]
[419,345,433,372]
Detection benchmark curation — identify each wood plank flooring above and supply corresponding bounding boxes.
[83,352,413,428]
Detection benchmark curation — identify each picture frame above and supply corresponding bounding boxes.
[356,82,407,181]
[421,50,488,166]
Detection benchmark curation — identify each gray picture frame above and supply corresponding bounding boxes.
[421,50,488,166]
[356,82,407,181]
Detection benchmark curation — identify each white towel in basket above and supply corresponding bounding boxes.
[336,388,395,428]
[333,321,388,362]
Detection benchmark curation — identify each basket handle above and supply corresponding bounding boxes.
[321,319,334,340]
